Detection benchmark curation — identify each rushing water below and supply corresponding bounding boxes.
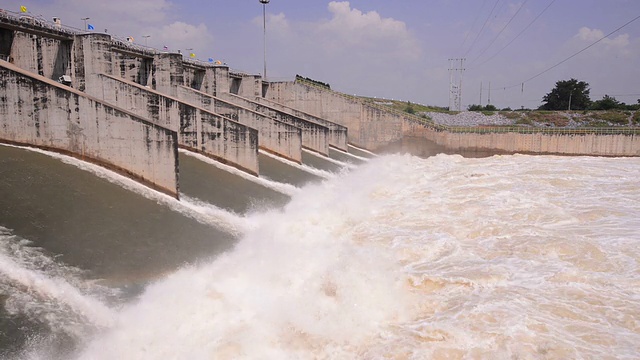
[1,144,639,359]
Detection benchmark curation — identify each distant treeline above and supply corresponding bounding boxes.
[296,75,330,89]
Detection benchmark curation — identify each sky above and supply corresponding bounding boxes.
[3,0,640,109]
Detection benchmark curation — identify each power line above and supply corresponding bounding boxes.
[463,0,501,57]
[460,0,488,51]
[488,12,640,93]
[475,0,556,69]
[520,13,640,85]
[469,0,528,66]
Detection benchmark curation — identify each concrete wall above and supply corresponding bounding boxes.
[72,33,114,92]
[113,51,152,86]
[270,80,640,156]
[268,81,403,150]
[229,73,262,99]
[218,92,330,155]
[152,53,184,97]
[404,124,640,156]
[92,74,260,175]
[256,96,349,151]
[177,86,303,163]
[0,61,180,197]
[6,30,72,81]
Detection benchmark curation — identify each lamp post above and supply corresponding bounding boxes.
[259,0,270,80]
[142,35,150,47]
[81,17,90,31]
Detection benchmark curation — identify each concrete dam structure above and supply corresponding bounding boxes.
[1,12,639,197]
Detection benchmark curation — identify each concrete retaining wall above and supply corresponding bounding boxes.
[404,124,640,156]
[177,86,303,163]
[256,96,349,151]
[92,74,260,175]
[0,60,180,197]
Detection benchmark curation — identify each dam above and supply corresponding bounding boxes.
[1,9,640,359]
[2,11,639,198]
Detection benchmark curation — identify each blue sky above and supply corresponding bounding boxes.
[4,0,640,109]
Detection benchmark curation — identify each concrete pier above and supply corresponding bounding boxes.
[183,88,330,156]
[176,86,303,163]
[255,96,349,152]
[91,74,260,175]
[0,61,180,197]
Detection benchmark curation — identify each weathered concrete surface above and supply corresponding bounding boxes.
[404,123,640,156]
[113,50,152,87]
[216,92,330,155]
[92,73,260,175]
[152,52,184,97]
[177,86,303,163]
[229,72,262,99]
[5,30,72,81]
[255,96,349,151]
[72,33,114,92]
[0,60,180,197]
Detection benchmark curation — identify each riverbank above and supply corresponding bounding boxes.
[423,110,640,128]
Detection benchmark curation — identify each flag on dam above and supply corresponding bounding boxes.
[20,5,27,12]
[88,24,94,30]
[190,53,196,58]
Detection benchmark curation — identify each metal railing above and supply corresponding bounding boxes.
[295,78,640,135]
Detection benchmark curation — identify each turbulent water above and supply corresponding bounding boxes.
[1,145,639,359]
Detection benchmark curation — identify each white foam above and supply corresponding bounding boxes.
[73,153,640,358]
[347,143,378,157]
[330,146,370,162]
[0,228,116,335]
[302,148,357,169]
[259,149,335,179]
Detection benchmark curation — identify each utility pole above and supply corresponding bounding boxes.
[480,81,483,105]
[259,0,270,80]
[488,81,491,105]
[448,58,466,111]
[568,90,573,111]
[81,17,90,31]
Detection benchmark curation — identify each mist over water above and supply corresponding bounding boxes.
[1,143,639,358]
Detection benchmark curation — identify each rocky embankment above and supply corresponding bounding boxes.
[421,111,639,128]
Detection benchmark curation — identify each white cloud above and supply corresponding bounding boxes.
[575,27,629,47]
[315,1,419,59]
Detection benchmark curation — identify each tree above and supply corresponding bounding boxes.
[467,104,497,111]
[540,78,591,110]
[590,95,623,110]
[405,101,416,114]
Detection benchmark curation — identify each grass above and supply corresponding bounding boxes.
[515,118,534,126]
[588,111,629,125]
[633,112,640,125]
[361,97,451,114]
[524,112,570,127]
[499,111,522,120]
